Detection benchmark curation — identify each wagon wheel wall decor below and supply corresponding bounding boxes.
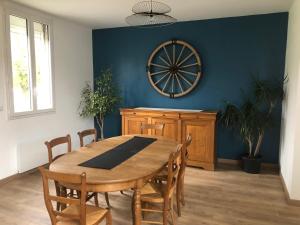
[147,40,202,98]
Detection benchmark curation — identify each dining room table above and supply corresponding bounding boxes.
[49,134,179,225]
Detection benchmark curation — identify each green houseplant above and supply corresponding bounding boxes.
[219,78,284,173]
[79,69,121,140]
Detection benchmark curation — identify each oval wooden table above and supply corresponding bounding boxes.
[49,135,178,225]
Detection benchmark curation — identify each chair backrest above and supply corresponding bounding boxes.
[140,123,165,136]
[77,128,97,147]
[39,167,87,225]
[45,135,71,164]
[179,134,192,180]
[166,144,182,199]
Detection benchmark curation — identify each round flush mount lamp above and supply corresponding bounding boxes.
[125,0,177,27]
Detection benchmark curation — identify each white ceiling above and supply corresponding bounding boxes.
[10,0,293,29]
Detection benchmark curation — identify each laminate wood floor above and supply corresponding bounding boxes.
[0,167,299,225]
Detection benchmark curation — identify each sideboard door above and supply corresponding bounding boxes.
[123,116,149,135]
[182,119,215,170]
[151,117,178,141]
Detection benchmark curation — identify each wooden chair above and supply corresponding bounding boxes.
[77,128,111,207]
[77,129,97,147]
[39,167,112,225]
[176,134,192,216]
[154,134,192,216]
[45,135,74,211]
[116,123,167,197]
[140,123,165,136]
[45,135,72,164]
[45,135,99,210]
[120,123,164,196]
[136,144,182,225]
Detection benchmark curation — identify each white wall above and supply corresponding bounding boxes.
[280,0,300,200]
[0,2,94,179]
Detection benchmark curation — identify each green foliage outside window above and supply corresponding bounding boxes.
[13,60,29,93]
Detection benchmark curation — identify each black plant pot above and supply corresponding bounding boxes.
[242,155,262,174]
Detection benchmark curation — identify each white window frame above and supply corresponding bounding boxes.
[4,6,55,119]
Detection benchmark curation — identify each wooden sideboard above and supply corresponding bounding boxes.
[120,107,217,170]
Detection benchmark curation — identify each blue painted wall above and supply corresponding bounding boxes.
[92,13,288,163]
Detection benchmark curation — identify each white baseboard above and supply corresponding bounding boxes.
[280,173,300,207]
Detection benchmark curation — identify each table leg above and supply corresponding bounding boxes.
[60,186,67,210]
[133,181,143,225]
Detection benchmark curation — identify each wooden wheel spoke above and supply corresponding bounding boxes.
[171,74,175,93]
[175,73,184,93]
[179,63,199,69]
[163,47,172,65]
[159,56,170,66]
[178,69,198,77]
[177,72,192,86]
[150,70,169,76]
[162,74,172,92]
[173,44,175,65]
[154,72,170,85]
[150,63,169,69]
[176,46,185,64]
[178,52,195,67]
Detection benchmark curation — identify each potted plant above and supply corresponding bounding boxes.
[219,78,284,173]
[79,69,121,140]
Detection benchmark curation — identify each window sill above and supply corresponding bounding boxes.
[8,108,56,120]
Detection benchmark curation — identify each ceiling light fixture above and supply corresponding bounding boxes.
[125,0,177,27]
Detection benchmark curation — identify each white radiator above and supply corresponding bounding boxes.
[17,138,71,173]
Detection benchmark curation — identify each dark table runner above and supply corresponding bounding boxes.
[79,136,157,169]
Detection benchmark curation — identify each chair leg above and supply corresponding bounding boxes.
[180,179,185,206]
[105,192,111,207]
[131,194,135,222]
[94,193,99,207]
[163,210,168,225]
[141,202,145,219]
[176,183,181,217]
[60,186,67,210]
[106,210,112,225]
[70,189,74,197]
[56,202,61,212]
[163,201,169,225]
[77,190,81,199]
[170,197,177,225]
[55,183,61,211]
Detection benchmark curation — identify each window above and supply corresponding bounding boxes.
[6,10,54,118]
